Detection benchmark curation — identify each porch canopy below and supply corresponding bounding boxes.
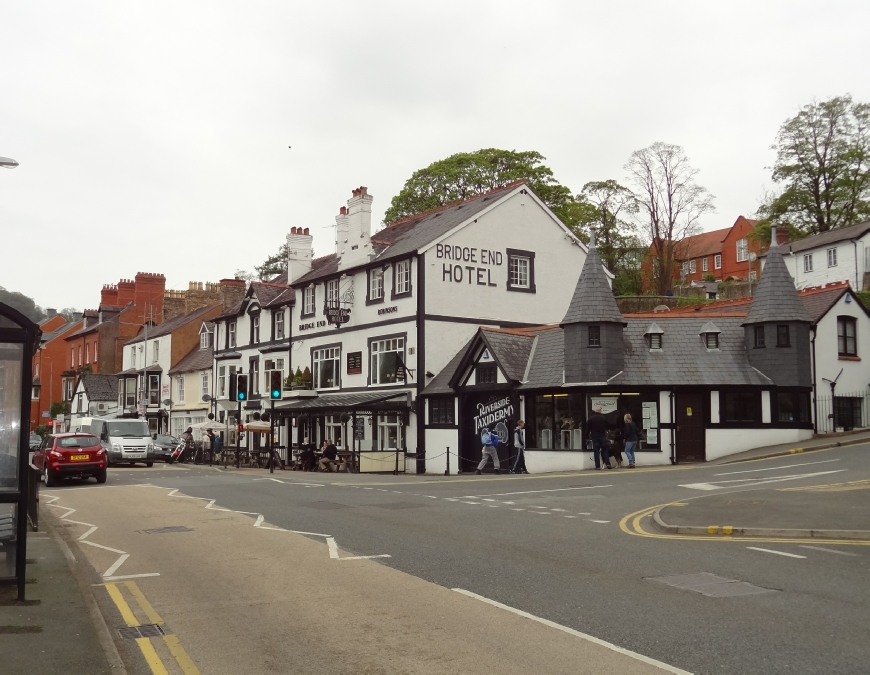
[273,391,411,417]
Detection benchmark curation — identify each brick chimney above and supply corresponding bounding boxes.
[335,206,349,256]
[134,272,166,324]
[218,278,247,309]
[117,279,135,306]
[287,226,314,283]
[100,284,119,306]
[339,186,374,270]
[45,308,57,318]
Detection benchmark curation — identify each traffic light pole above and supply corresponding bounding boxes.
[269,399,275,474]
[235,399,241,469]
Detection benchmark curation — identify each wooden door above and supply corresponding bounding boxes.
[675,392,705,463]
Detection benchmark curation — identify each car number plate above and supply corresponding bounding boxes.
[70,454,89,461]
[126,453,145,458]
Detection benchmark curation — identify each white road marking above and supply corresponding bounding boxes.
[746,547,807,559]
[443,498,459,502]
[528,506,548,509]
[482,498,497,502]
[680,470,845,491]
[564,516,578,519]
[253,477,323,487]
[530,511,552,515]
[510,508,526,511]
[550,508,567,512]
[462,501,481,505]
[587,520,610,524]
[799,545,859,557]
[452,589,691,675]
[714,459,840,476]
[103,573,161,581]
[102,554,132,578]
[576,512,591,515]
[424,495,438,499]
[462,485,612,498]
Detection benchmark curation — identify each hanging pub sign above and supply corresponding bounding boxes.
[347,351,362,374]
[325,307,351,325]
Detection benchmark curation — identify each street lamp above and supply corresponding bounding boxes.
[0,156,19,169]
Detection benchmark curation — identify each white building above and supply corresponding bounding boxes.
[211,182,595,471]
[771,221,870,290]
[167,322,215,439]
[68,374,119,429]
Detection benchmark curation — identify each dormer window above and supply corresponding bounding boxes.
[302,286,315,317]
[200,331,211,350]
[699,321,721,350]
[252,315,260,343]
[644,322,664,350]
[588,325,601,347]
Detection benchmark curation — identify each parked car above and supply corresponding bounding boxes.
[152,434,180,462]
[32,433,107,487]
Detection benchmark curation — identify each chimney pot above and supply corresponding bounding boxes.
[303,227,309,235]
[340,206,347,215]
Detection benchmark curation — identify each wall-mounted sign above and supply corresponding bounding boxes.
[472,395,514,434]
[435,245,505,286]
[590,397,619,414]
[347,351,362,374]
[299,320,327,331]
[354,417,365,440]
[378,306,398,315]
[325,307,351,325]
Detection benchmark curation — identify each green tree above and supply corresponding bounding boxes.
[0,286,45,322]
[625,142,714,295]
[50,401,70,417]
[760,95,870,234]
[255,243,290,280]
[384,149,576,226]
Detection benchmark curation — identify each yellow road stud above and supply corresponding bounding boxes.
[707,525,718,534]
[723,526,733,535]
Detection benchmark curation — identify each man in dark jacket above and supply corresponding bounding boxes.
[587,407,612,470]
[319,439,339,472]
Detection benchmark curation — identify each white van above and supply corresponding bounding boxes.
[81,417,157,467]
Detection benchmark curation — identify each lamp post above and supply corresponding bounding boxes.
[0,156,19,169]
[35,353,54,431]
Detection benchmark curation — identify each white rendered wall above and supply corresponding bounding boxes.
[705,427,812,461]
[425,429,459,474]
[777,235,869,290]
[813,292,870,395]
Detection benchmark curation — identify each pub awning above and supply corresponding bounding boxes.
[274,391,410,415]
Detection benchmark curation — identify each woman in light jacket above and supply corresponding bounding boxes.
[623,413,638,469]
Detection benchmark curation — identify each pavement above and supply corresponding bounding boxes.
[0,522,119,675]
[709,429,870,464]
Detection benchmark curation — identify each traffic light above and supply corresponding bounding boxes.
[237,422,244,432]
[228,373,237,401]
[236,374,248,401]
[270,371,282,400]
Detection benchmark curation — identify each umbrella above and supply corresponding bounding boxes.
[190,420,226,431]
[244,421,271,433]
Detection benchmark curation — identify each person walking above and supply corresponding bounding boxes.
[199,429,211,465]
[510,420,529,474]
[587,407,612,470]
[475,427,500,475]
[213,432,223,465]
[623,413,638,468]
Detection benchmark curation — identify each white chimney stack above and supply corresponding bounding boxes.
[335,206,349,256]
[287,226,314,283]
[339,186,373,270]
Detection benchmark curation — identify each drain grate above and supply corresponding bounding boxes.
[143,526,194,534]
[647,572,777,598]
[118,624,165,639]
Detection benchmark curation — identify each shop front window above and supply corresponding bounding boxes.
[377,413,402,450]
[325,414,343,447]
[777,391,810,422]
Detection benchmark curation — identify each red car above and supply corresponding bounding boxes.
[33,433,107,487]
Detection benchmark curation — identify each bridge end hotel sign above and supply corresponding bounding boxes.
[436,244,503,286]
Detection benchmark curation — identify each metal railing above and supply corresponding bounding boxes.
[27,467,39,532]
[815,391,870,434]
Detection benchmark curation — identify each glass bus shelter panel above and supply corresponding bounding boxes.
[0,504,16,579]
[0,343,24,492]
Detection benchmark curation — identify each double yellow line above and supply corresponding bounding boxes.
[103,581,199,674]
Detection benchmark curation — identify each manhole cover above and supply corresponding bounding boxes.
[725,500,767,506]
[647,572,777,597]
[118,624,165,640]
[143,526,194,534]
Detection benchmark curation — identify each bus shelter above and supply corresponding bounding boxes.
[0,302,40,600]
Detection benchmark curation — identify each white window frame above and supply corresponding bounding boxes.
[201,372,209,401]
[702,257,708,272]
[200,331,211,350]
[275,310,285,340]
[252,315,260,343]
[218,366,226,397]
[369,268,384,301]
[394,260,411,295]
[804,253,813,273]
[177,377,185,403]
[736,238,748,263]
[326,279,340,307]
[303,287,315,315]
[689,259,696,273]
[714,254,722,270]
[85,342,90,364]
[377,413,403,450]
[153,341,159,363]
[509,256,530,289]
[827,247,838,268]
[71,347,74,368]
[228,322,236,348]
[313,347,340,390]
[370,337,405,385]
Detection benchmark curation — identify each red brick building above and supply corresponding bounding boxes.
[30,315,84,430]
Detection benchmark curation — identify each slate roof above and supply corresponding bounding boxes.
[274,391,410,413]
[126,304,222,344]
[481,329,536,382]
[264,287,295,307]
[168,344,214,375]
[215,300,244,321]
[290,182,525,287]
[744,235,811,324]
[250,281,289,306]
[561,243,624,324]
[778,221,870,255]
[79,374,117,402]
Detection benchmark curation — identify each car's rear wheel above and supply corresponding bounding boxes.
[44,466,58,488]
[95,470,107,484]
[145,461,153,468]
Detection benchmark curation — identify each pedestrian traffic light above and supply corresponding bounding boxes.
[237,422,244,432]
[228,373,237,401]
[270,371,282,400]
[236,374,248,401]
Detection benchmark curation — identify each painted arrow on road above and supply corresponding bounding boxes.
[679,469,845,491]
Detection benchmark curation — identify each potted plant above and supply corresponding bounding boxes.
[301,367,312,390]
[291,367,305,390]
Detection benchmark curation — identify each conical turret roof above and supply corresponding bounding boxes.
[744,228,811,325]
[561,232,625,325]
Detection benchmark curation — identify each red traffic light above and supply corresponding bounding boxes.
[237,423,244,431]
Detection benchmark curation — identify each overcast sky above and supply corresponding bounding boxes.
[2,1,869,312]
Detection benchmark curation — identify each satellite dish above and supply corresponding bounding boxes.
[749,252,758,262]
[202,394,213,402]
[163,399,173,406]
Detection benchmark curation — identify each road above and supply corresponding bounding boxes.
[43,444,870,674]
